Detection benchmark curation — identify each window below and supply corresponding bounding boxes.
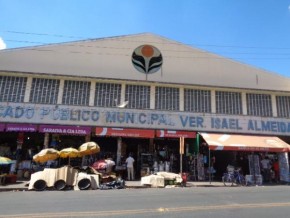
[0,76,27,102]
[30,78,60,104]
[125,85,150,109]
[94,82,121,107]
[184,89,211,113]
[62,80,90,106]
[216,91,242,115]
[276,96,290,118]
[246,93,272,117]
[155,86,179,111]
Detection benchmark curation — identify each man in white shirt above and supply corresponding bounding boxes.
[126,154,135,181]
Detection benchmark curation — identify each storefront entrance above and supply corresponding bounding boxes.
[200,133,290,184]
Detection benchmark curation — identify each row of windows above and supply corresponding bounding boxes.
[1,76,290,118]
[0,76,27,102]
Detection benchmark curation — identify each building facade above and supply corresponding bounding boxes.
[1,33,290,180]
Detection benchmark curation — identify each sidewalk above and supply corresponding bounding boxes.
[0,180,227,192]
[7,179,290,192]
[3,179,289,192]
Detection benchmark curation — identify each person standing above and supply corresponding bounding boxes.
[272,158,279,183]
[260,156,271,183]
[126,154,135,181]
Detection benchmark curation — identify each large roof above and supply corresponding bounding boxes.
[0,33,290,92]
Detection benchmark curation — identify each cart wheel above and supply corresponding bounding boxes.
[78,178,91,190]
[33,180,47,191]
[54,180,66,190]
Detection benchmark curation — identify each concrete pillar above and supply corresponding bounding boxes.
[120,83,126,105]
[179,87,184,111]
[271,94,277,117]
[24,77,32,103]
[211,90,216,113]
[89,81,96,106]
[116,137,122,166]
[57,79,65,104]
[85,134,91,142]
[242,92,248,115]
[43,133,49,148]
[82,134,92,166]
[150,85,155,109]
[149,138,154,153]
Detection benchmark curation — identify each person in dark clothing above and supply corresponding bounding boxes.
[237,154,249,175]
[272,158,279,183]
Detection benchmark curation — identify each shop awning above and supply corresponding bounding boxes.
[156,130,196,138]
[6,123,37,132]
[95,127,155,138]
[200,133,290,152]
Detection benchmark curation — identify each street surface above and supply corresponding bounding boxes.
[1,185,290,218]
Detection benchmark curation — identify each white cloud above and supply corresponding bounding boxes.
[0,37,7,50]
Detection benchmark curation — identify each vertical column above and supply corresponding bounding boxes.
[179,87,184,111]
[149,138,154,153]
[116,137,122,166]
[57,79,65,104]
[271,94,277,117]
[43,133,49,149]
[150,85,155,109]
[24,77,32,103]
[242,92,248,115]
[85,134,91,142]
[82,134,92,166]
[211,90,216,113]
[89,81,96,106]
[120,83,126,105]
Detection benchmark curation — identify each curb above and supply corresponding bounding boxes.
[0,184,223,192]
[0,188,28,192]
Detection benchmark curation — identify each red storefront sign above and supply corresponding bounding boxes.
[95,127,155,138]
[156,130,196,138]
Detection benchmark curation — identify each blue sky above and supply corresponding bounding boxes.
[1,0,290,77]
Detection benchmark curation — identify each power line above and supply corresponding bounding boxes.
[1,32,290,61]
[4,30,85,39]
[2,30,290,50]
[2,42,290,61]
[15,49,290,60]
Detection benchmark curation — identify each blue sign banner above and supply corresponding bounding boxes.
[1,103,290,136]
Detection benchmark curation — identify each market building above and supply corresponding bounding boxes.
[0,33,290,183]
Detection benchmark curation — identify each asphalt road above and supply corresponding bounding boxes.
[1,185,290,218]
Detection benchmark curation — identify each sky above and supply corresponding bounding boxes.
[1,0,290,77]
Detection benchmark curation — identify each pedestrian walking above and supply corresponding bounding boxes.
[126,154,135,181]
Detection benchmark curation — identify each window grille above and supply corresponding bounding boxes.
[155,86,179,111]
[246,93,272,117]
[184,89,211,113]
[276,96,290,118]
[94,82,122,107]
[216,91,242,115]
[125,85,150,109]
[62,80,90,106]
[0,76,27,102]
[29,78,60,104]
